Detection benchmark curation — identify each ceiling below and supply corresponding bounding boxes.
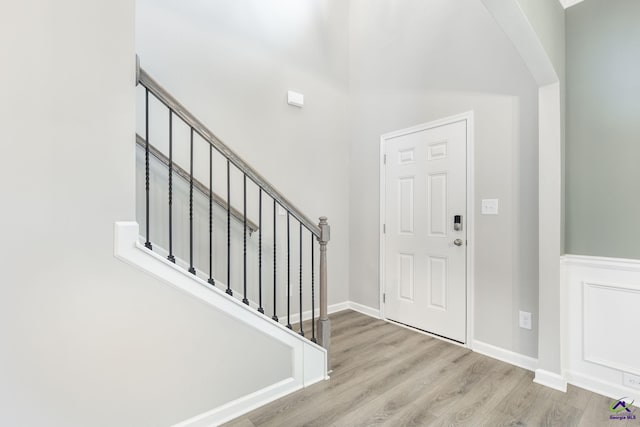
[558,0,585,8]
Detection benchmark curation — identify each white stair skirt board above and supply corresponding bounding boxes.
[114,222,327,427]
[534,369,568,392]
[473,341,538,372]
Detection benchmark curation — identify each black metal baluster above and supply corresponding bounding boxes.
[299,222,304,336]
[286,212,291,329]
[272,200,278,322]
[258,189,264,314]
[242,174,249,305]
[188,128,196,275]
[226,159,233,296]
[311,233,316,343]
[208,144,215,286]
[144,88,152,250]
[167,110,175,262]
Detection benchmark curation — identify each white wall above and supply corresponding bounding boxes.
[135,0,351,307]
[0,1,295,426]
[347,0,540,357]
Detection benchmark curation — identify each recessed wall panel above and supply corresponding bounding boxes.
[398,253,415,301]
[427,173,447,236]
[429,256,447,310]
[584,282,640,375]
[398,177,414,234]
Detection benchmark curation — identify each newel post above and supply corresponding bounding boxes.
[317,217,331,367]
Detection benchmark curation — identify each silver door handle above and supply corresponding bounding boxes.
[454,239,463,246]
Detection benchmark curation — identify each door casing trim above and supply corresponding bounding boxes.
[379,111,475,349]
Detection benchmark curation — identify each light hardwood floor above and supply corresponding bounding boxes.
[224,310,638,427]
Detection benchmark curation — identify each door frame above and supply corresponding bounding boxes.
[379,111,475,348]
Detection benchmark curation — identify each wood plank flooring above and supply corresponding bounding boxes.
[224,311,638,427]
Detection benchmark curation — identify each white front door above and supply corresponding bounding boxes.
[383,118,467,343]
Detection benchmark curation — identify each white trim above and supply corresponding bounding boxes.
[114,222,327,427]
[562,254,640,272]
[173,378,299,427]
[534,369,568,392]
[290,301,381,324]
[566,371,640,409]
[379,134,386,321]
[348,301,382,319]
[466,113,476,348]
[473,340,538,372]
[379,111,475,348]
[564,254,640,405]
[330,301,350,314]
[288,301,351,325]
[560,254,569,392]
[558,0,584,9]
[582,281,640,376]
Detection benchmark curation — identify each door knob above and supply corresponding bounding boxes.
[454,239,463,246]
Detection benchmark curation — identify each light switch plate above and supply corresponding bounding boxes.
[481,199,499,215]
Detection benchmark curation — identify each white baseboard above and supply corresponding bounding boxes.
[347,301,382,319]
[289,301,350,325]
[173,378,300,427]
[473,340,538,372]
[566,371,640,408]
[290,301,381,324]
[534,369,567,392]
[330,301,351,314]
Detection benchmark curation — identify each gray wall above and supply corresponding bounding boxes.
[0,1,293,426]
[135,0,352,307]
[566,0,640,259]
[136,0,543,358]
[347,0,540,357]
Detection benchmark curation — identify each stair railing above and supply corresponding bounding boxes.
[136,60,330,357]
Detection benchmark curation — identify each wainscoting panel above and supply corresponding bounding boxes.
[563,255,640,403]
[583,282,640,376]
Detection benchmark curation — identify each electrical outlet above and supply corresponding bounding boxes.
[519,311,532,330]
[623,372,640,390]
